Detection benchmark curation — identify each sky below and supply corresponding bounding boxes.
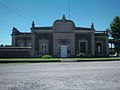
[0,0,120,45]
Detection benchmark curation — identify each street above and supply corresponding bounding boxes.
[0,61,120,90]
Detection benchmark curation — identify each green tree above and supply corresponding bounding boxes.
[109,16,120,55]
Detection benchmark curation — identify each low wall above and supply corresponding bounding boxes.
[0,47,31,58]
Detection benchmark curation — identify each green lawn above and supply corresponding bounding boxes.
[0,57,120,61]
[0,58,60,61]
[74,57,120,60]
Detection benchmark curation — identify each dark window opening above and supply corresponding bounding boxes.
[80,42,86,53]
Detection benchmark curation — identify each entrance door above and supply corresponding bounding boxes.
[40,43,48,54]
[60,45,67,58]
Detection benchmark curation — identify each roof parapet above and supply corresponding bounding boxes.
[12,27,20,35]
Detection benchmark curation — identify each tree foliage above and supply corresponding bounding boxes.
[110,16,120,39]
[109,16,120,55]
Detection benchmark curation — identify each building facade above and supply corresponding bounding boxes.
[11,15,109,57]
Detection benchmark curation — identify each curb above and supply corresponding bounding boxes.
[0,59,120,63]
[77,59,120,62]
[0,60,61,63]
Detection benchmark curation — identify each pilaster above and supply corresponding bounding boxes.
[31,32,35,56]
[91,32,95,56]
[12,35,16,47]
[106,36,109,56]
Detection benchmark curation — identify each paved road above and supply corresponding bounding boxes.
[0,61,120,90]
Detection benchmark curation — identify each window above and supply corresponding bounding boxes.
[40,43,48,54]
[80,42,86,53]
[20,42,25,47]
[26,42,31,47]
[96,43,102,54]
[18,40,25,47]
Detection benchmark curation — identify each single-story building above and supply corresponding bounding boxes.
[10,15,109,57]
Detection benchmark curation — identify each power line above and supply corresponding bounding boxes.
[0,2,32,21]
[0,33,10,34]
[0,2,44,30]
[0,2,34,32]
[68,0,71,20]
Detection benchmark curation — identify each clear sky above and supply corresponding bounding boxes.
[0,0,120,45]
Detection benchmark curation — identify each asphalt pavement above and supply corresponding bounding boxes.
[0,61,120,90]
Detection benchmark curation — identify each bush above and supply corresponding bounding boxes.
[42,55,52,59]
[76,53,85,57]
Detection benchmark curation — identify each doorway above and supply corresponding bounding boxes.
[60,45,67,58]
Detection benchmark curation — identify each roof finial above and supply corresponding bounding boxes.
[62,14,66,20]
[32,21,35,27]
[91,23,94,30]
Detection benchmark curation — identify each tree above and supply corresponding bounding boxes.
[109,16,120,55]
[0,44,4,47]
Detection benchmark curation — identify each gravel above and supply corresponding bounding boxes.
[0,61,120,90]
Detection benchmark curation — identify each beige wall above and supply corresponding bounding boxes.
[53,21,74,32]
[53,33,75,57]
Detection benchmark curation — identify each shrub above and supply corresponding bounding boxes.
[42,55,52,59]
[76,53,85,57]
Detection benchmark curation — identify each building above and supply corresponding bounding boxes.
[11,15,109,57]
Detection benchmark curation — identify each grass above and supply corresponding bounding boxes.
[0,58,60,61]
[0,57,119,61]
[74,57,120,61]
